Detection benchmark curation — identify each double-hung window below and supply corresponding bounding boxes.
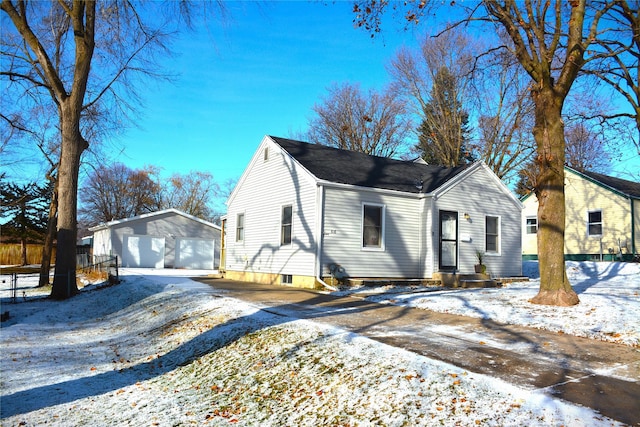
[281,205,292,245]
[526,216,537,234]
[236,213,244,242]
[485,215,500,253]
[362,204,385,249]
[587,210,602,236]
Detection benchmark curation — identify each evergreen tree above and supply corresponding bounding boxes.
[0,181,50,265]
[416,66,472,166]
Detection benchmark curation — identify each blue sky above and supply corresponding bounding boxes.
[5,1,638,188]
[115,1,425,186]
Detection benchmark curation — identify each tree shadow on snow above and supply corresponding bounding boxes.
[0,285,403,418]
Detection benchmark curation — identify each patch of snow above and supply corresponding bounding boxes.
[0,262,635,426]
[340,261,640,347]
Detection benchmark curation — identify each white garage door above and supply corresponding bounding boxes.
[175,238,215,270]
[123,235,165,268]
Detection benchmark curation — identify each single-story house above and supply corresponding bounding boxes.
[90,208,221,269]
[522,166,640,261]
[221,135,523,288]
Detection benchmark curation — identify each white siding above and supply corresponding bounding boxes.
[226,138,318,277]
[321,187,423,278]
[92,229,112,257]
[434,165,522,277]
[175,238,217,269]
[92,210,220,269]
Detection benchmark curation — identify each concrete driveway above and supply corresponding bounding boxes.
[193,277,640,426]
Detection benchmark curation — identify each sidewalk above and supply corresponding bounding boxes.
[195,277,640,426]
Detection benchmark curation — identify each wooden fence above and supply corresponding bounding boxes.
[0,244,56,265]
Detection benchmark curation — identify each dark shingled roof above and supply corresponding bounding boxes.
[270,136,469,194]
[576,169,640,198]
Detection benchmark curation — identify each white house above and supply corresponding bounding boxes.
[222,136,523,288]
[90,208,221,269]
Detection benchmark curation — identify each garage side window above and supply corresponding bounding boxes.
[362,204,385,249]
[236,213,244,242]
[281,205,292,245]
[587,210,602,236]
[485,215,500,253]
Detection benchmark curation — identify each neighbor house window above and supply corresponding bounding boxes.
[281,205,292,245]
[236,213,244,242]
[588,210,602,236]
[485,215,500,253]
[362,204,384,249]
[526,217,537,234]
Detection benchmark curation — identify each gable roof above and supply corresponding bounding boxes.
[270,136,470,194]
[568,167,640,199]
[88,208,221,232]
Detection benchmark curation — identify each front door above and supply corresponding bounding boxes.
[439,210,458,271]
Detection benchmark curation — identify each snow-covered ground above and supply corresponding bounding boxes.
[337,261,640,347]
[0,261,637,426]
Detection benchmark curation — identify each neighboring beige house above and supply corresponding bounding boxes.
[222,136,523,289]
[522,167,640,261]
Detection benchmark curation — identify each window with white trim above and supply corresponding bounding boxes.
[281,274,292,284]
[485,215,500,253]
[526,216,537,234]
[362,204,385,249]
[236,213,244,242]
[281,205,292,245]
[587,210,602,236]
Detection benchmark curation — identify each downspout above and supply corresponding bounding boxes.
[631,198,637,257]
[315,185,337,291]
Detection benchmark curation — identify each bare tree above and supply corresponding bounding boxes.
[472,46,537,186]
[159,171,220,221]
[1,1,222,299]
[565,123,612,173]
[307,82,413,157]
[583,1,639,154]
[354,0,628,306]
[79,163,160,226]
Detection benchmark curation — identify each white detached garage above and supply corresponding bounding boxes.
[90,209,221,269]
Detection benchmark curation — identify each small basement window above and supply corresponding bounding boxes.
[281,274,292,284]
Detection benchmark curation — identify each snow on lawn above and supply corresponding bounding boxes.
[337,261,640,347]
[0,263,633,426]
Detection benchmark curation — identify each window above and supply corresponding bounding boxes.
[281,274,292,284]
[588,210,602,236]
[281,205,292,245]
[362,204,384,249]
[485,215,500,253]
[526,217,537,234]
[264,147,269,161]
[236,213,244,242]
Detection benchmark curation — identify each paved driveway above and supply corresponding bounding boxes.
[194,277,640,426]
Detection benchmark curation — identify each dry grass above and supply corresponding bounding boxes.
[0,244,55,266]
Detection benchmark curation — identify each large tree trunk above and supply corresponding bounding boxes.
[50,104,87,300]
[39,181,58,287]
[530,87,579,306]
